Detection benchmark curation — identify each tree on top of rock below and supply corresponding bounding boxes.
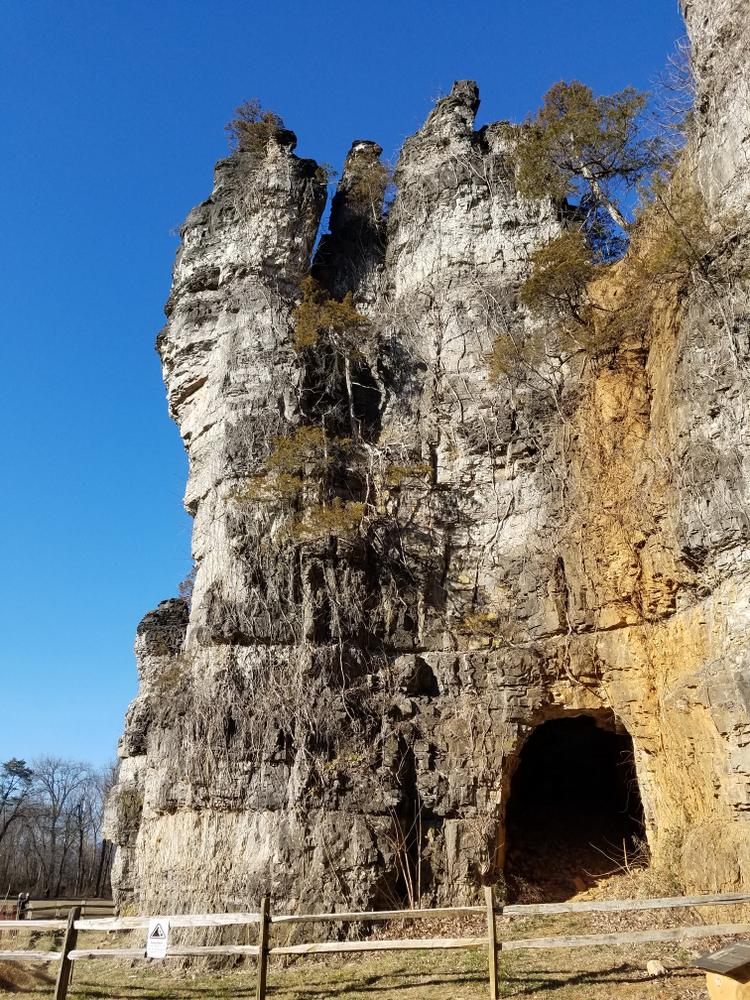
[225,98,285,154]
[513,80,673,239]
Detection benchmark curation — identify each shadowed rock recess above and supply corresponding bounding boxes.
[106,0,750,915]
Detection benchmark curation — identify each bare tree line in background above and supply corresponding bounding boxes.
[0,757,118,899]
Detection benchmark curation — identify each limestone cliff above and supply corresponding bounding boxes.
[106,0,750,914]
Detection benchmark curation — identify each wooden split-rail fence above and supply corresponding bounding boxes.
[2,889,750,1000]
[0,899,114,920]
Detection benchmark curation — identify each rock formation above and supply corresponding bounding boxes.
[106,0,750,914]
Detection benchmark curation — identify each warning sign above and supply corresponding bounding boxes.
[146,918,170,959]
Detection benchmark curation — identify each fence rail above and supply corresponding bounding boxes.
[1,890,749,1000]
[76,911,261,931]
[31,899,114,917]
[0,898,114,921]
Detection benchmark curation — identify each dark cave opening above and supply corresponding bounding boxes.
[503,715,646,902]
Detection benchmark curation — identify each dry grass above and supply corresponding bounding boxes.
[0,907,721,1000]
[0,861,730,999]
[0,944,712,999]
[0,961,55,994]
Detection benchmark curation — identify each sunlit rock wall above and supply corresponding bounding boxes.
[107,0,750,914]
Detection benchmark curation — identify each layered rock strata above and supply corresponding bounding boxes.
[107,0,750,915]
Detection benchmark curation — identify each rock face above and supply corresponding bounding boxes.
[106,0,750,915]
[682,0,750,216]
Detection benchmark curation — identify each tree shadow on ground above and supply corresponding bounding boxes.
[0,961,56,994]
[57,961,707,999]
[505,964,704,997]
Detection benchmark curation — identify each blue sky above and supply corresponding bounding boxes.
[0,0,686,767]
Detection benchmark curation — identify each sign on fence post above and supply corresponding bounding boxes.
[147,918,170,959]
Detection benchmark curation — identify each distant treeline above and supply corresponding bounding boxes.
[0,756,117,899]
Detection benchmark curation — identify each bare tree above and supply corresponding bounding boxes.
[0,756,114,898]
[651,35,696,152]
[31,757,91,895]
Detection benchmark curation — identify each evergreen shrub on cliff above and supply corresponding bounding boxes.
[225,98,285,153]
[487,73,748,380]
[228,278,430,547]
[512,80,672,238]
[489,174,741,386]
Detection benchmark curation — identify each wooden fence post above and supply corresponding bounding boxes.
[256,897,270,1000]
[53,906,81,1000]
[484,886,499,1000]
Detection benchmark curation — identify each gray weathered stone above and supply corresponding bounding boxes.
[106,4,750,916]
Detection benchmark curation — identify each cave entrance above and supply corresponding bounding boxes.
[503,715,645,902]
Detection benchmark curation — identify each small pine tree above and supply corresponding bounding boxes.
[519,229,597,329]
[512,80,672,235]
[225,98,285,154]
[292,276,369,353]
[292,277,371,443]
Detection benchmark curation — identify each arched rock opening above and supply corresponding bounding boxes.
[503,714,645,901]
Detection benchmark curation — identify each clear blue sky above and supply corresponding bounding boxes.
[0,0,686,767]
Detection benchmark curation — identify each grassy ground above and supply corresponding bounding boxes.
[0,942,710,999]
[0,864,727,999]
